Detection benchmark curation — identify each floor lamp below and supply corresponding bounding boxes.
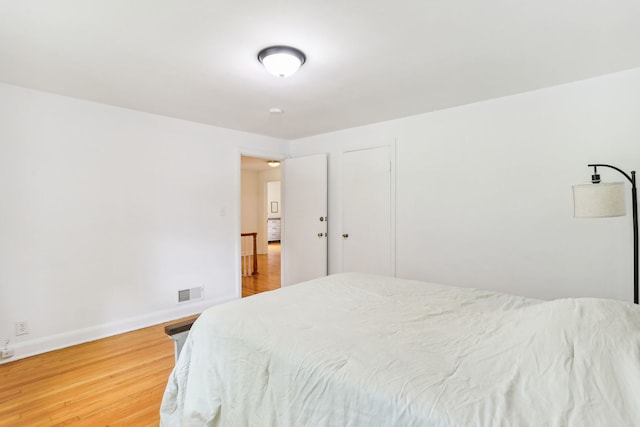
[573,164,638,304]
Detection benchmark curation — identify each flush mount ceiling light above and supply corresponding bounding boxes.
[258,46,306,78]
[267,160,281,168]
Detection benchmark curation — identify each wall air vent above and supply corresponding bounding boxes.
[178,286,203,303]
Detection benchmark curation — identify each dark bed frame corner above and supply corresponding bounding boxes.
[164,318,197,337]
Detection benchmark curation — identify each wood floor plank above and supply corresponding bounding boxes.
[242,242,281,297]
[0,244,280,426]
[0,325,176,426]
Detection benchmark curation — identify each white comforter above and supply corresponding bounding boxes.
[160,273,640,426]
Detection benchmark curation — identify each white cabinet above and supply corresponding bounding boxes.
[267,218,281,242]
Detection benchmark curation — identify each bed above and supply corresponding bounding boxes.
[160,273,640,426]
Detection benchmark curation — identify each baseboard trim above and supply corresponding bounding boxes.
[0,295,236,364]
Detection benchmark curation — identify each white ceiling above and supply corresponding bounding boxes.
[1,1,639,140]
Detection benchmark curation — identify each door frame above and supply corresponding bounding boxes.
[236,149,286,298]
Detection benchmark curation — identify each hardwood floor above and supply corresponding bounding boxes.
[0,246,280,426]
[242,242,281,297]
[0,317,194,427]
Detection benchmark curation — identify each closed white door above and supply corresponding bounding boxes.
[282,154,328,286]
[342,146,393,276]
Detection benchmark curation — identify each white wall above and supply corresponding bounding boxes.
[290,68,640,302]
[241,169,259,234]
[257,169,281,253]
[267,181,281,219]
[0,82,288,362]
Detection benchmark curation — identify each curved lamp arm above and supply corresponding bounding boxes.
[588,163,635,185]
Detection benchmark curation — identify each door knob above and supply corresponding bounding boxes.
[317,233,324,238]
[342,233,349,238]
[319,216,327,222]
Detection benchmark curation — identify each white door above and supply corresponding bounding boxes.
[342,146,393,275]
[282,154,328,286]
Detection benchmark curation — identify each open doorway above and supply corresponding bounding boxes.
[240,155,282,297]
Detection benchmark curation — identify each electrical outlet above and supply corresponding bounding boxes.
[15,320,29,336]
[2,340,14,359]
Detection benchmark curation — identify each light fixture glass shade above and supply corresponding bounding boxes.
[258,46,306,78]
[262,53,302,77]
[573,182,626,218]
[267,160,280,167]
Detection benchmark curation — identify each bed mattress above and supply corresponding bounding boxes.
[160,273,640,426]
